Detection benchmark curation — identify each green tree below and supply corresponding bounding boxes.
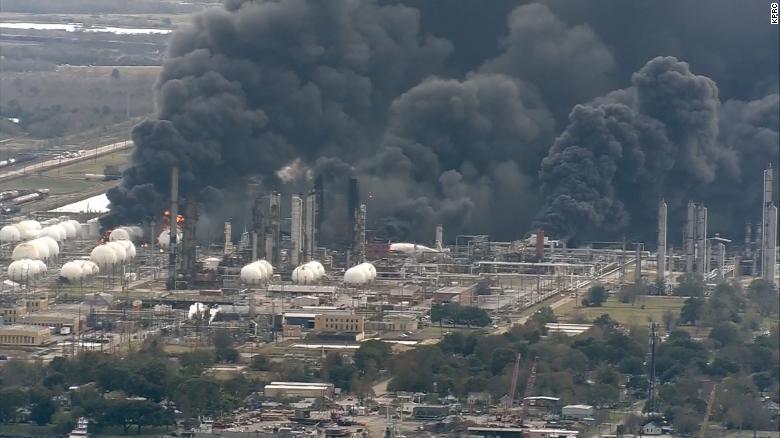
[179,350,214,375]
[0,387,27,422]
[531,306,558,325]
[583,285,607,307]
[748,279,779,316]
[679,297,704,325]
[213,330,239,363]
[674,273,705,297]
[708,321,741,347]
[353,340,392,376]
[29,386,56,425]
[250,355,270,371]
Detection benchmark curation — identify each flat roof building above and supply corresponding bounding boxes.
[0,324,52,346]
[264,382,335,399]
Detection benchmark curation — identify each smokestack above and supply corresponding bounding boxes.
[167,165,178,290]
[695,204,708,275]
[684,201,695,273]
[348,176,359,245]
[224,221,233,255]
[762,166,777,285]
[763,204,778,285]
[290,194,303,266]
[304,190,318,262]
[635,242,642,284]
[314,175,324,238]
[657,199,667,283]
[435,224,444,251]
[355,203,367,263]
[535,229,545,260]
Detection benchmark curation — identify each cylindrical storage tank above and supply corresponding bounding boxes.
[29,239,50,260]
[117,240,136,259]
[0,225,21,243]
[132,300,143,310]
[344,265,369,285]
[60,261,84,281]
[90,244,117,269]
[109,228,130,242]
[12,242,40,260]
[240,263,264,285]
[86,218,100,239]
[106,242,127,264]
[38,236,59,257]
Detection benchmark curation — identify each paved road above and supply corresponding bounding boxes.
[0,140,133,183]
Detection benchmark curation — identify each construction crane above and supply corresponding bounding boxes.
[698,383,718,438]
[504,353,523,419]
[519,356,539,424]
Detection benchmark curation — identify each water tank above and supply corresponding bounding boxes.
[90,244,117,268]
[0,225,21,243]
[12,242,40,260]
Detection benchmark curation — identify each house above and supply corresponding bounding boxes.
[641,422,662,435]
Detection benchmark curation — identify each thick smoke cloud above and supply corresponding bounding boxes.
[105,0,778,246]
[103,0,451,229]
[536,56,779,242]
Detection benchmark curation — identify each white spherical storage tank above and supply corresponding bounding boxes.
[105,242,128,264]
[66,220,82,238]
[257,260,274,277]
[116,240,136,259]
[28,239,50,260]
[0,225,21,243]
[109,228,131,242]
[240,263,265,285]
[157,230,181,250]
[32,260,47,275]
[18,220,41,232]
[60,261,84,281]
[292,261,325,284]
[83,260,100,276]
[8,259,35,281]
[41,226,64,241]
[90,244,118,268]
[38,236,59,257]
[12,242,40,260]
[60,221,78,239]
[344,262,376,285]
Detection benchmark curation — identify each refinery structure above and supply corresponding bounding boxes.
[0,160,776,436]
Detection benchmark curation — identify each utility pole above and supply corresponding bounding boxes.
[648,322,657,413]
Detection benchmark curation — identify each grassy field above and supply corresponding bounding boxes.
[554,295,687,326]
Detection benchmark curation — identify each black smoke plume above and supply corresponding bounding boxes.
[105,0,778,246]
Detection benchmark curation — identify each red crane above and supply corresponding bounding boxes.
[519,356,539,425]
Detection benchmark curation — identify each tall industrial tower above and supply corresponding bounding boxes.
[290,195,304,267]
[761,166,777,285]
[354,204,367,263]
[684,201,696,273]
[695,204,709,275]
[657,199,667,283]
[304,190,319,262]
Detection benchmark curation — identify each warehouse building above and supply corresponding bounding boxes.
[264,382,334,399]
[0,324,52,346]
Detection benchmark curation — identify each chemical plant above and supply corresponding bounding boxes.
[0,163,777,438]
